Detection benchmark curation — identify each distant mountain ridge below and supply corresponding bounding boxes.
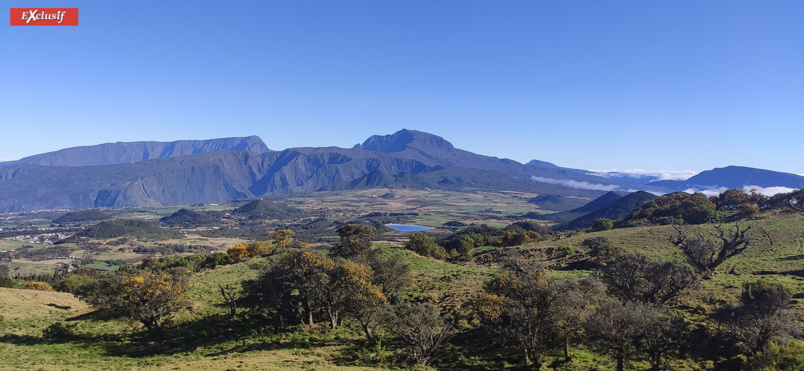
[0,130,797,212]
[0,136,269,168]
[651,166,804,191]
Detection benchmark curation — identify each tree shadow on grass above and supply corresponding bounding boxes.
[99,314,354,359]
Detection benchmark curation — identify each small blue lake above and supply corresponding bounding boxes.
[385,224,433,232]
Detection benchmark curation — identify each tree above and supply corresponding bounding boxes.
[583,236,620,266]
[218,283,240,319]
[602,251,698,304]
[632,192,716,225]
[714,189,750,210]
[585,300,659,371]
[715,280,800,354]
[406,232,447,260]
[268,229,296,248]
[0,275,15,288]
[369,253,411,303]
[242,249,334,328]
[477,256,554,367]
[79,269,190,339]
[592,218,614,232]
[738,203,760,219]
[384,302,452,366]
[55,275,94,294]
[337,259,387,341]
[331,224,376,259]
[551,276,608,361]
[671,222,755,278]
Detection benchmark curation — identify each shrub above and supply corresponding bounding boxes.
[25,281,54,291]
[592,218,614,231]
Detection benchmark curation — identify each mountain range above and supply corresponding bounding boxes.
[0,129,800,212]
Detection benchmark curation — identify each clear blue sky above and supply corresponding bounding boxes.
[2,1,802,174]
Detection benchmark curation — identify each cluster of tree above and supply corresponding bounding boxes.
[232,225,455,365]
[132,243,210,255]
[408,222,555,260]
[140,252,230,273]
[476,250,800,370]
[78,268,191,339]
[611,189,804,231]
[624,192,716,226]
[710,189,765,218]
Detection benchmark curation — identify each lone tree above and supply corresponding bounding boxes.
[585,300,659,371]
[551,276,608,361]
[384,301,453,366]
[671,222,755,278]
[602,251,698,305]
[477,255,554,368]
[80,268,191,339]
[218,283,240,319]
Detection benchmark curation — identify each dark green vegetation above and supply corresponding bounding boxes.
[159,208,217,227]
[52,209,111,224]
[59,219,183,242]
[232,199,300,220]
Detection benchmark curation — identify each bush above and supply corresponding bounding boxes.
[406,232,447,260]
[0,275,15,288]
[592,218,614,231]
[24,281,54,291]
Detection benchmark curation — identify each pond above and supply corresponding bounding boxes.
[385,224,433,232]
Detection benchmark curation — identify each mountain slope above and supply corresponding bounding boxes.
[0,136,269,168]
[567,191,623,213]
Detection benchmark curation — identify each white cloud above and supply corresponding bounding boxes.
[743,185,797,197]
[683,187,727,197]
[682,185,797,197]
[587,169,700,181]
[531,176,619,191]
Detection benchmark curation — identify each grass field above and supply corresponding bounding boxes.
[0,240,46,251]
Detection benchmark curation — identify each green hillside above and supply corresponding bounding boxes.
[2,208,803,370]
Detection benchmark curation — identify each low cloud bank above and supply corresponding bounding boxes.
[587,169,699,181]
[530,176,619,191]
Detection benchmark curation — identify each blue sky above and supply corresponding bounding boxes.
[1,1,802,175]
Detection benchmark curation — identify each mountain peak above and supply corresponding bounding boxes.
[526,159,559,168]
[354,129,455,153]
